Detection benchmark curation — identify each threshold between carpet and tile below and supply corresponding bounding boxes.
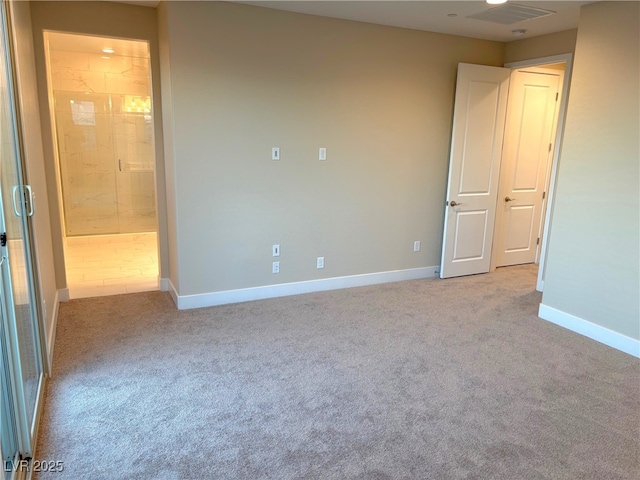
[34,265,639,479]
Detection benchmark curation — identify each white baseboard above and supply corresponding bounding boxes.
[58,288,69,302]
[170,266,439,310]
[47,290,62,372]
[168,278,178,306]
[158,277,169,292]
[538,303,640,358]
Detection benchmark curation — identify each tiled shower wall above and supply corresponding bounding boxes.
[50,49,156,236]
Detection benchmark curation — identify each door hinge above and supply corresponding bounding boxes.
[0,233,6,247]
[542,191,546,200]
[537,237,540,245]
[548,143,552,152]
[556,92,559,101]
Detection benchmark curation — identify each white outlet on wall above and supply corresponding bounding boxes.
[273,244,280,257]
[316,257,324,269]
[319,147,327,161]
[414,240,421,252]
[272,147,280,161]
[272,261,280,274]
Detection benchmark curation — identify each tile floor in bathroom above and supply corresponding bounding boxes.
[64,232,159,299]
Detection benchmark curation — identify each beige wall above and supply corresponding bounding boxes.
[505,29,577,64]
[159,2,504,296]
[9,1,58,363]
[541,2,639,340]
[29,1,168,287]
[157,3,179,291]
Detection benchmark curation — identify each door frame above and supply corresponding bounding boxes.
[1,0,48,470]
[490,54,574,292]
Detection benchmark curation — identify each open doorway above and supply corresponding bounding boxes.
[499,55,572,292]
[440,55,571,285]
[43,32,159,299]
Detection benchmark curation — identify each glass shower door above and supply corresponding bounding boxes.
[54,91,119,236]
[112,94,156,234]
[54,92,157,236]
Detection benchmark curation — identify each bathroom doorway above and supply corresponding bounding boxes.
[44,32,159,299]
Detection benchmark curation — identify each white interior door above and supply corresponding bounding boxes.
[440,63,510,279]
[494,69,561,267]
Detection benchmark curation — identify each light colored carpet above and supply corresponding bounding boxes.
[34,265,639,479]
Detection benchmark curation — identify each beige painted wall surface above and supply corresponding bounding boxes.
[157,2,179,291]
[9,1,58,362]
[541,2,640,340]
[161,2,504,295]
[505,29,577,64]
[29,1,168,287]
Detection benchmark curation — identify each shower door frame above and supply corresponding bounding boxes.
[44,33,158,238]
[52,90,157,237]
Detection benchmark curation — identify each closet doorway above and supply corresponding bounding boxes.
[440,55,570,287]
[0,2,46,472]
[44,32,159,299]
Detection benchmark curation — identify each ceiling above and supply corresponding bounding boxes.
[113,0,590,42]
[238,1,589,42]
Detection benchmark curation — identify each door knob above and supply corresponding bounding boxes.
[505,196,515,202]
[450,200,461,207]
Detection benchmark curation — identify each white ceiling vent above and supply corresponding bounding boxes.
[467,3,556,25]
